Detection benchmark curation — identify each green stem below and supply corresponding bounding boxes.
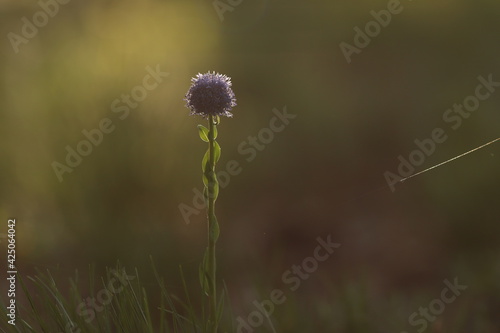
[207,115,218,333]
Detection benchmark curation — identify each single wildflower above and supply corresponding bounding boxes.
[184,71,237,118]
[184,71,237,333]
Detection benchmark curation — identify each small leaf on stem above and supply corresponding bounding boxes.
[214,141,221,163]
[198,125,209,142]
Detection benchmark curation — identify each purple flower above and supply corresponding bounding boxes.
[184,72,237,118]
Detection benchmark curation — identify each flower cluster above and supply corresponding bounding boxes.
[184,72,237,118]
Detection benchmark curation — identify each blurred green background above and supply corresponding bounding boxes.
[1,0,499,331]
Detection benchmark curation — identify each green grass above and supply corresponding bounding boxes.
[2,260,499,333]
[0,258,234,333]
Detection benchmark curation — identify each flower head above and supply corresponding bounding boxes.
[184,71,237,118]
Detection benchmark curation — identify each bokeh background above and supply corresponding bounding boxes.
[1,0,500,331]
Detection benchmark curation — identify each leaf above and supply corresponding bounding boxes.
[209,215,220,242]
[213,125,218,140]
[203,187,209,203]
[198,249,210,296]
[214,141,221,163]
[198,125,209,142]
[212,181,219,202]
[212,115,220,126]
[201,150,210,173]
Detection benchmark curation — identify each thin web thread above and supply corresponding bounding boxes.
[330,137,499,210]
[399,137,500,183]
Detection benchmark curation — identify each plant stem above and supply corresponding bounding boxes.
[207,115,218,333]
